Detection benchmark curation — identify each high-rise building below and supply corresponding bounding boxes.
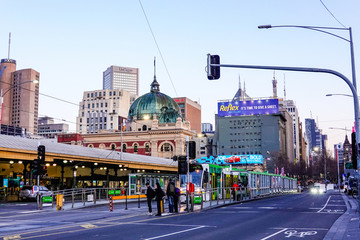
[281,100,300,163]
[76,89,132,134]
[103,66,139,96]
[173,97,201,134]
[0,59,40,135]
[201,123,214,134]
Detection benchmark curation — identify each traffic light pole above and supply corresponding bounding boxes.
[186,136,190,212]
[207,57,360,227]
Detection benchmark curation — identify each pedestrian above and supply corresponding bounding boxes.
[166,179,176,213]
[145,182,155,215]
[155,182,165,216]
[174,186,180,213]
[232,181,239,201]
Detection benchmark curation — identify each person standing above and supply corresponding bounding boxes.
[166,179,176,213]
[155,182,165,216]
[145,182,155,215]
[174,186,180,213]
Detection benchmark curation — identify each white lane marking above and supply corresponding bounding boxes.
[19,210,41,214]
[258,207,277,209]
[271,227,328,231]
[234,207,253,209]
[261,228,288,240]
[284,230,317,238]
[3,234,21,240]
[317,196,331,213]
[144,226,206,240]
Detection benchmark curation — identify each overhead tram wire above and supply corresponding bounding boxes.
[0,79,114,124]
[319,0,347,28]
[138,0,178,97]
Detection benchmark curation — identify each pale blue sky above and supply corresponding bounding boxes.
[1,0,359,151]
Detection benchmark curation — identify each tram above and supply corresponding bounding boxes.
[179,163,297,202]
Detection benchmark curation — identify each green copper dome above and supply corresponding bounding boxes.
[128,77,183,123]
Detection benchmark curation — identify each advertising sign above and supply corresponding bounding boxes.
[218,99,279,117]
[196,155,263,165]
[3,178,8,188]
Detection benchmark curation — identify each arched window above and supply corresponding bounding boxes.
[161,143,173,152]
[134,143,138,153]
[142,125,147,131]
[122,144,127,152]
[145,143,150,152]
[111,143,116,150]
[88,144,94,148]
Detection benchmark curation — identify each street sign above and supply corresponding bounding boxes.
[42,196,52,203]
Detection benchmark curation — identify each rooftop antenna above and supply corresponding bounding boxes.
[8,32,11,59]
[283,74,286,100]
[310,111,313,119]
[243,80,246,100]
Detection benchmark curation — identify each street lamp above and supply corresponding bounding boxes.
[326,93,354,98]
[258,25,357,90]
[0,79,39,123]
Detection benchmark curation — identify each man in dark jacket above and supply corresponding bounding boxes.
[155,182,165,216]
[166,179,176,213]
[145,182,155,215]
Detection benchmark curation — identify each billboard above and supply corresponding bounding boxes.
[196,155,263,165]
[218,99,279,117]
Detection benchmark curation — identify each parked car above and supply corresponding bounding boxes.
[19,185,52,201]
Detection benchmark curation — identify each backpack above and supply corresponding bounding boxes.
[169,183,175,195]
[175,187,180,196]
[147,187,155,199]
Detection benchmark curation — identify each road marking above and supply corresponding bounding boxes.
[3,235,21,240]
[272,227,328,231]
[143,226,206,240]
[261,228,288,240]
[317,196,331,213]
[19,211,40,214]
[258,207,277,209]
[284,230,317,238]
[81,224,97,229]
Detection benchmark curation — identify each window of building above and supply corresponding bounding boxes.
[111,143,116,150]
[122,144,127,152]
[134,143,138,153]
[161,143,173,152]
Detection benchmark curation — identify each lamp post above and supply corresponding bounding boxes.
[0,80,39,124]
[258,24,357,90]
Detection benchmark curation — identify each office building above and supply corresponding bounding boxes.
[173,97,201,134]
[281,100,300,163]
[76,89,132,134]
[0,59,39,135]
[201,123,214,134]
[38,116,69,139]
[103,66,139,96]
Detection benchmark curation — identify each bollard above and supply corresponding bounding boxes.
[125,191,128,210]
[191,192,194,212]
[72,191,74,208]
[94,189,96,205]
[201,192,203,210]
[56,194,64,211]
[109,195,113,212]
[138,194,140,208]
[186,192,189,212]
[52,193,55,208]
[83,189,86,206]
[161,199,164,213]
[210,188,212,207]
[223,188,225,205]
[40,193,43,210]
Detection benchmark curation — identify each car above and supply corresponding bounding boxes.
[19,185,52,201]
[310,186,324,194]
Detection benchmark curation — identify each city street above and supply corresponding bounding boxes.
[0,191,346,240]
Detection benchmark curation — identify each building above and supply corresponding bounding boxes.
[38,117,69,139]
[76,89,133,134]
[103,65,139,96]
[81,69,194,159]
[343,135,351,171]
[57,133,84,145]
[281,100,300,163]
[201,123,214,134]
[173,97,201,134]
[0,59,40,135]
[305,118,316,155]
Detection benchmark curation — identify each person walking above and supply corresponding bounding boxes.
[166,179,176,213]
[174,186,180,213]
[145,182,155,215]
[155,182,165,216]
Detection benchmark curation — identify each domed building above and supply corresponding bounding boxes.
[82,71,195,159]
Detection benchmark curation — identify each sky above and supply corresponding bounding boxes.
[1,0,359,153]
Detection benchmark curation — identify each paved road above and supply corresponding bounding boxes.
[0,191,346,240]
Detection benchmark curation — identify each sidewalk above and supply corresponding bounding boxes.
[324,193,360,239]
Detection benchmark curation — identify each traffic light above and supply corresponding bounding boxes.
[207,54,220,80]
[178,156,188,174]
[37,145,46,164]
[351,132,357,169]
[33,159,39,175]
[188,141,196,159]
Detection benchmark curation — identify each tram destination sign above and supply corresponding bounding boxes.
[196,155,263,165]
[218,99,279,117]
